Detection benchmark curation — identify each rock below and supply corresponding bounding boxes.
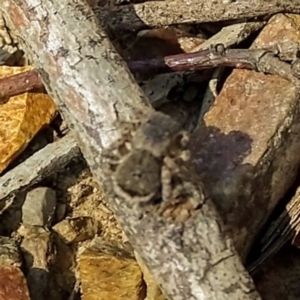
[54,202,66,223]
[22,187,57,227]
[20,226,55,300]
[190,14,300,260]
[77,238,146,300]
[0,265,30,300]
[0,236,22,267]
[49,235,76,297]
[134,251,166,300]
[0,65,57,175]
[52,217,99,244]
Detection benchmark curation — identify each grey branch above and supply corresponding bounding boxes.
[0,134,81,210]
[98,0,300,32]
[1,0,261,299]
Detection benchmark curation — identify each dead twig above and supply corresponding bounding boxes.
[0,70,42,103]
[128,45,300,88]
[0,134,81,211]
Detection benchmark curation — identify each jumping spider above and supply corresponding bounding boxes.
[105,112,203,221]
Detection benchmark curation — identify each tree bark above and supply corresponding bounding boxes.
[97,0,300,32]
[0,1,260,299]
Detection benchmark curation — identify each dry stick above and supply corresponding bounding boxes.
[1,46,298,278]
[0,70,42,103]
[128,46,300,88]
[100,0,300,32]
[1,47,298,99]
[1,1,261,299]
[0,134,81,210]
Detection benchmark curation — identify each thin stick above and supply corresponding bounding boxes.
[0,70,42,103]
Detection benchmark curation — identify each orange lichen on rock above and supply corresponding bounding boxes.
[77,241,146,300]
[0,65,57,174]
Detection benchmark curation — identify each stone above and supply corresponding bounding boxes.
[0,265,30,300]
[0,65,57,174]
[20,226,55,300]
[52,217,99,244]
[0,236,21,267]
[77,238,146,300]
[54,202,66,223]
[190,14,300,259]
[22,187,57,227]
[134,251,166,300]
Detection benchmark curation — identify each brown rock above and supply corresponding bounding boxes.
[77,238,146,300]
[0,65,57,174]
[0,265,30,300]
[134,251,166,300]
[20,226,55,300]
[190,14,300,259]
[52,217,99,244]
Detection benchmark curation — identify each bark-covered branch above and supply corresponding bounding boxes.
[98,0,300,32]
[128,46,300,88]
[0,1,260,299]
[0,69,42,102]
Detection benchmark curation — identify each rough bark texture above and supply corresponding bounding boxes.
[97,0,300,32]
[0,1,261,299]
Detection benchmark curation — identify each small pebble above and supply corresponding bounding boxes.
[22,187,57,227]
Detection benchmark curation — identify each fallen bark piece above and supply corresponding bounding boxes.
[190,13,300,261]
[100,0,300,32]
[0,265,30,300]
[22,187,57,227]
[0,134,81,211]
[77,238,146,300]
[0,1,261,299]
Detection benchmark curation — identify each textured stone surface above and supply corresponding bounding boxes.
[52,217,99,244]
[0,236,21,267]
[0,65,57,175]
[0,265,30,300]
[22,187,57,227]
[77,239,146,300]
[190,14,300,259]
[20,226,55,300]
[134,251,166,300]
